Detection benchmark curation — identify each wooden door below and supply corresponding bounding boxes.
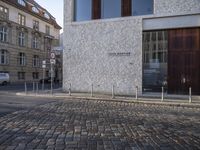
[168,28,200,95]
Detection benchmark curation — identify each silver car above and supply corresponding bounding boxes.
[0,73,10,85]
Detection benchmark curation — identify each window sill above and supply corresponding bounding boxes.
[18,45,26,47]
[18,65,26,67]
[0,41,9,44]
[71,14,155,25]
[32,48,40,50]
[0,64,9,66]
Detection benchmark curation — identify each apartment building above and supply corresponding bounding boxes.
[0,0,61,83]
[63,0,200,95]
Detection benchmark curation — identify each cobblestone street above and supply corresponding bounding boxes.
[0,99,200,150]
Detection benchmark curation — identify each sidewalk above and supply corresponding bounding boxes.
[16,89,200,109]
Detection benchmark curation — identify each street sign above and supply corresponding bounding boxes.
[50,59,56,64]
[50,52,56,59]
[42,60,46,65]
[42,64,46,68]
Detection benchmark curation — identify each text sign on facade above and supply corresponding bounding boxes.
[108,52,131,56]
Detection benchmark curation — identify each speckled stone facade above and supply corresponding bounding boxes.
[63,0,200,95]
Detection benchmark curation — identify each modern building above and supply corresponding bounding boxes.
[63,0,200,95]
[0,0,61,83]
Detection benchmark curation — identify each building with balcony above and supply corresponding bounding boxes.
[63,0,200,95]
[0,0,61,83]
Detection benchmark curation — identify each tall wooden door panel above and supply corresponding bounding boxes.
[168,28,200,95]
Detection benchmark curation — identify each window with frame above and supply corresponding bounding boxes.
[46,71,49,78]
[33,20,39,30]
[18,14,26,26]
[18,72,25,80]
[45,38,52,53]
[0,50,9,65]
[0,5,8,19]
[45,25,50,35]
[32,36,39,49]
[44,12,50,19]
[18,52,26,66]
[74,0,154,21]
[32,7,39,13]
[33,55,40,67]
[18,32,25,46]
[142,30,168,91]
[0,26,8,42]
[18,0,26,6]
[32,72,39,79]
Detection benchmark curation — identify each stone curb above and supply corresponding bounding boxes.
[16,92,200,109]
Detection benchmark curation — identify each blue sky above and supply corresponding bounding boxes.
[35,0,63,32]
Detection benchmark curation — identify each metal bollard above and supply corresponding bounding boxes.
[112,85,115,99]
[135,86,138,100]
[25,82,27,95]
[189,87,192,103]
[69,83,71,96]
[32,82,35,93]
[91,84,93,97]
[161,87,164,102]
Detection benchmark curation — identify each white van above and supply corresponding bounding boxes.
[0,73,10,85]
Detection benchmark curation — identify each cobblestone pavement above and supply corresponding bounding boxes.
[0,99,200,150]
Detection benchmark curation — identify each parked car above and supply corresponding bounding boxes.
[39,77,59,84]
[0,73,10,85]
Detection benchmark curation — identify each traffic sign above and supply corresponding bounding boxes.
[42,60,46,65]
[42,64,46,68]
[50,52,55,59]
[50,59,56,64]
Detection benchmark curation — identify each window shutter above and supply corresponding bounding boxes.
[122,0,132,17]
[92,0,101,19]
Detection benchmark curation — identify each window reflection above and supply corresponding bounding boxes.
[132,0,153,16]
[143,31,168,92]
[101,0,121,19]
[74,0,92,21]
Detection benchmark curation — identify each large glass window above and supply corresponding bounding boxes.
[33,55,40,67]
[18,14,26,26]
[45,25,50,35]
[32,36,39,49]
[101,0,121,19]
[0,27,8,42]
[132,0,153,16]
[74,0,92,21]
[143,31,168,92]
[0,50,9,65]
[18,32,25,46]
[18,52,26,66]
